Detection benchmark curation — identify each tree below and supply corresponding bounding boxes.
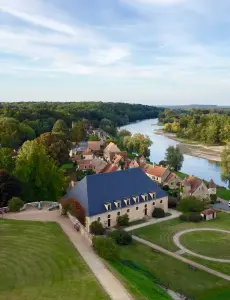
[92,236,119,260]
[70,121,85,143]
[0,170,22,207]
[15,141,65,203]
[36,133,71,165]
[0,117,35,148]
[8,197,24,212]
[88,134,100,141]
[61,197,86,226]
[52,119,69,140]
[90,221,105,235]
[118,130,132,138]
[179,196,205,213]
[108,230,132,245]
[165,146,184,171]
[0,148,15,172]
[221,144,230,188]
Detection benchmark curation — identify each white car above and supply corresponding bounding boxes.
[228,201,230,207]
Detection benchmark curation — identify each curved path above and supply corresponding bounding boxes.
[173,228,230,263]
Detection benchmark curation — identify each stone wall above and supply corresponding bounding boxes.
[67,212,93,245]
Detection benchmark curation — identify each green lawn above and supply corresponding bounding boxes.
[217,188,230,200]
[0,219,109,300]
[133,212,230,252]
[108,260,172,300]
[60,163,75,169]
[181,230,230,259]
[114,241,230,300]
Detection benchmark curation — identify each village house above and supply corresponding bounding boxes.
[82,148,94,160]
[88,141,101,152]
[142,164,170,184]
[104,142,121,162]
[163,172,181,189]
[76,160,96,171]
[64,168,168,232]
[129,159,140,169]
[208,179,217,195]
[91,158,107,174]
[181,176,210,199]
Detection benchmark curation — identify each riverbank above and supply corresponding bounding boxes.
[154,129,224,162]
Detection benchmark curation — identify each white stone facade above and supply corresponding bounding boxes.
[85,196,168,232]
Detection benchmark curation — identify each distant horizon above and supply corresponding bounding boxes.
[1,0,230,104]
[1,100,230,108]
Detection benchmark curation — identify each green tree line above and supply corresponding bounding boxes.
[159,109,230,145]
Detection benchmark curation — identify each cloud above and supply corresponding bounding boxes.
[90,46,130,65]
[0,6,76,35]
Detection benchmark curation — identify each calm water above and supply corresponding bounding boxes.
[121,118,226,187]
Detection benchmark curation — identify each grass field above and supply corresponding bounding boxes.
[0,219,109,300]
[133,212,230,252]
[108,260,172,300]
[217,188,230,200]
[181,230,230,259]
[113,241,230,300]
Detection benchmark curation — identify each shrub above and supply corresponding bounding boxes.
[92,236,119,260]
[163,185,170,191]
[179,214,189,222]
[178,196,205,213]
[152,207,165,218]
[90,221,105,235]
[117,214,129,227]
[108,230,132,245]
[189,212,203,223]
[8,197,24,212]
[210,194,217,204]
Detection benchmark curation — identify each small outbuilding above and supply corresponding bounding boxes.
[201,209,216,221]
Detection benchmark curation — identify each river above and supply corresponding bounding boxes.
[121,118,226,187]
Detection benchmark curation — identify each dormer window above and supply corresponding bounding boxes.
[141,194,148,201]
[124,198,130,206]
[114,201,121,208]
[104,202,111,211]
[149,193,156,200]
[132,196,139,203]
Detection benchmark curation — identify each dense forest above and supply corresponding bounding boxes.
[159,109,230,145]
[0,102,162,148]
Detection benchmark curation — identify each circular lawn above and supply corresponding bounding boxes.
[180,230,230,260]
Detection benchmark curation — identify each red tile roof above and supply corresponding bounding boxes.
[143,164,167,177]
[183,176,203,193]
[99,164,118,174]
[88,141,101,151]
[201,209,216,216]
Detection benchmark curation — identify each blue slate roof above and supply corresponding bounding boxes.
[65,168,168,217]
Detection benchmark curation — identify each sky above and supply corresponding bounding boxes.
[0,0,230,105]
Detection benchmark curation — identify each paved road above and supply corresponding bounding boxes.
[173,228,230,263]
[133,235,230,281]
[212,202,230,212]
[4,210,132,300]
[125,209,181,232]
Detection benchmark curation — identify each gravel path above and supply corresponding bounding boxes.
[173,228,230,262]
